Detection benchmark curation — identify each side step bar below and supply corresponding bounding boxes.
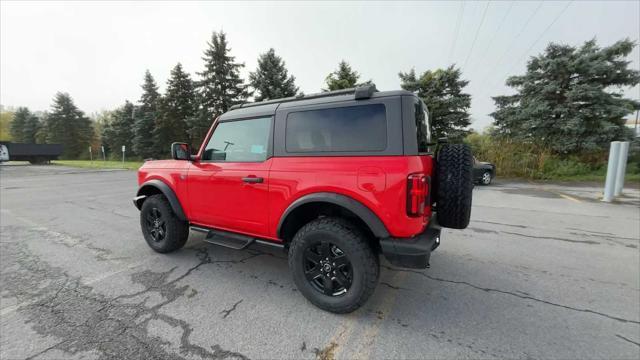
[191,225,284,250]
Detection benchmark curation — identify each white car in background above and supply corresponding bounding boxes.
[0,144,9,163]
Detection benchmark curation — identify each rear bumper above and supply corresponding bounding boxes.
[380,216,441,269]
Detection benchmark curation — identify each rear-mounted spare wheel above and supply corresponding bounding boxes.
[435,144,473,229]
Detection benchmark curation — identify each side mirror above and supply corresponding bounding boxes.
[171,142,191,161]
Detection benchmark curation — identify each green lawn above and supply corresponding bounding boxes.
[53,160,144,170]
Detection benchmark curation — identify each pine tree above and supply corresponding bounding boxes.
[101,101,136,159]
[155,63,196,157]
[10,107,30,142]
[249,48,298,101]
[133,70,161,158]
[188,92,210,149]
[43,93,94,159]
[22,112,40,143]
[399,66,472,139]
[491,39,640,153]
[197,31,250,117]
[324,61,372,91]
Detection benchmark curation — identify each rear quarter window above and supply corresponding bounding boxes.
[415,100,431,153]
[285,104,387,153]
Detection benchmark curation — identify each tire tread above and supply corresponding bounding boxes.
[436,144,473,229]
[141,194,189,253]
[288,217,378,313]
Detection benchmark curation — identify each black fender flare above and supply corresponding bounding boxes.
[134,179,187,221]
[277,192,390,239]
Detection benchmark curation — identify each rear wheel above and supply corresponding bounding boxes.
[140,194,189,253]
[435,144,473,229]
[288,217,379,313]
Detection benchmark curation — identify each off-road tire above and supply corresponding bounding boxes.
[288,217,379,313]
[140,194,189,253]
[436,144,473,229]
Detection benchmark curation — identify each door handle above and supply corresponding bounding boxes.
[242,176,264,184]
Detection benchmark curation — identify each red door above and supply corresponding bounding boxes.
[187,116,273,238]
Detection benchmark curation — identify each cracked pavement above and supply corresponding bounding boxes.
[1,164,639,359]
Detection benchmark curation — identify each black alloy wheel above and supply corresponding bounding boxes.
[288,217,379,313]
[303,241,353,296]
[145,207,166,242]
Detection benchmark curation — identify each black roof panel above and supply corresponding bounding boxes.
[221,86,415,120]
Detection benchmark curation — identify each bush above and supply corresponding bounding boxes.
[464,133,616,180]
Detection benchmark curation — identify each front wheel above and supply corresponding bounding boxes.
[140,194,189,253]
[288,218,379,313]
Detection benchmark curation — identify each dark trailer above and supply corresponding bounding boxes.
[0,142,63,164]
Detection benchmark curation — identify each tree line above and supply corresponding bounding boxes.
[5,33,639,160]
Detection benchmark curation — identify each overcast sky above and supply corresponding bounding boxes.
[1,0,639,130]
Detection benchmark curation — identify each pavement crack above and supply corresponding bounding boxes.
[616,334,640,347]
[501,231,600,245]
[475,220,527,229]
[379,282,404,290]
[220,299,243,319]
[468,227,499,234]
[24,339,69,360]
[0,240,251,360]
[382,265,640,325]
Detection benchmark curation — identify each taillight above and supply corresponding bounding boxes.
[407,174,429,217]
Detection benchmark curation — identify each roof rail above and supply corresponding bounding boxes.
[229,84,378,110]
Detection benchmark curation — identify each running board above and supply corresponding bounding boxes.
[191,226,284,250]
[192,226,255,250]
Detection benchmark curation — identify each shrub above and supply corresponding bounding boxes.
[464,133,614,180]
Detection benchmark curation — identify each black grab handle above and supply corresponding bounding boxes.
[242,177,264,183]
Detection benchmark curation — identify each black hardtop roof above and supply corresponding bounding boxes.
[219,85,415,120]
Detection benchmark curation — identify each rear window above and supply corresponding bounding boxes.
[415,100,431,153]
[285,104,387,153]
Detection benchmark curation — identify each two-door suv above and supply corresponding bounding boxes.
[134,86,473,313]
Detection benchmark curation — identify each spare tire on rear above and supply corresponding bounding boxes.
[435,144,473,229]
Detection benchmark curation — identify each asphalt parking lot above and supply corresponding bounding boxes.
[1,164,639,360]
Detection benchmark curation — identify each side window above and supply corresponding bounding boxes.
[285,104,387,153]
[202,117,271,162]
[415,100,431,153]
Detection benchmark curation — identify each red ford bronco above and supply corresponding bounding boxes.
[134,86,473,313]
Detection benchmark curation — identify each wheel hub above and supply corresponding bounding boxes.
[146,208,165,242]
[303,242,353,296]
